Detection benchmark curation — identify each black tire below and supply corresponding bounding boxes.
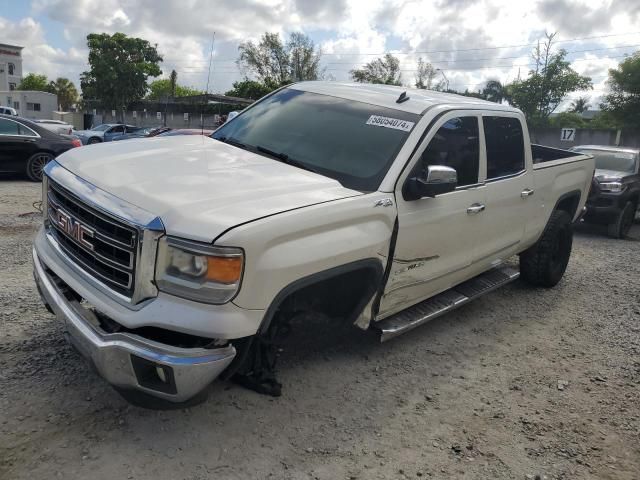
[520,210,573,288]
[88,137,101,144]
[607,201,635,239]
[114,387,209,410]
[25,152,54,182]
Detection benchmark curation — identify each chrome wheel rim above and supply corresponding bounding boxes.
[31,153,52,180]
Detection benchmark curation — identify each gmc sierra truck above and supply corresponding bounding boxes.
[33,82,595,407]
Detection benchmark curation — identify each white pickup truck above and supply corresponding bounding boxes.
[33,82,595,407]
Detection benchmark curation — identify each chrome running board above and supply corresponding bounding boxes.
[376,266,520,342]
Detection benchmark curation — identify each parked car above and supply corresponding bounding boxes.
[156,128,214,136]
[112,126,172,141]
[73,124,139,145]
[571,145,639,238]
[0,106,18,116]
[0,114,81,181]
[33,82,594,407]
[34,119,74,136]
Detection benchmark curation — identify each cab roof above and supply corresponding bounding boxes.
[291,81,521,116]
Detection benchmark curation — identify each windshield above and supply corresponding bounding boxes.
[578,149,638,174]
[211,88,419,191]
[91,124,111,132]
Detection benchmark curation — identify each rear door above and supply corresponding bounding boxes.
[472,114,535,264]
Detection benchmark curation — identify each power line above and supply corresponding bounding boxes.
[164,31,640,64]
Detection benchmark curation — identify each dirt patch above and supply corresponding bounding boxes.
[1,180,638,480]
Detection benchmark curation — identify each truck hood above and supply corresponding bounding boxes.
[55,136,362,242]
[594,168,624,181]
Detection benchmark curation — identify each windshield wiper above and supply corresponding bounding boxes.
[216,136,248,150]
[256,145,319,174]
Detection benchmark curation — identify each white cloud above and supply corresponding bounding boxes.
[1,0,638,108]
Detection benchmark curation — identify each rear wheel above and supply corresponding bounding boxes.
[25,152,54,182]
[520,210,573,288]
[607,201,635,239]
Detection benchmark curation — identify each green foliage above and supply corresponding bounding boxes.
[600,52,640,128]
[147,78,202,100]
[350,53,402,85]
[569,96,590,113]
[17,73,53,92]
[482,80,510,103]
[588,111,621,129]
[414,58,437,89]
[507,33,592,122]
[237,32,323,87]
[549,112,587,128]
[80,32,163,110]
[48,78,78,111]
[225,79,273,100]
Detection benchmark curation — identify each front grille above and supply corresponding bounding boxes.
[46,179,138,297]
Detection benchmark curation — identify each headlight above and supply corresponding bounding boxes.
[599,182,624,193]
[156,237,244,304]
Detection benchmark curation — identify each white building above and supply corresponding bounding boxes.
[0,43,23,92]
[1,90,58,119]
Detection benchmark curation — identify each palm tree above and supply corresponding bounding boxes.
[49,78,78,111]
[169,70,178,99]
[569,96,590,114]
[482,80,509,104]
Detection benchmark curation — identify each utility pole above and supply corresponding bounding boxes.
[436,68,449,91]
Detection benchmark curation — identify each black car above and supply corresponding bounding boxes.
[572,145,640,238]
[0,114,81,181]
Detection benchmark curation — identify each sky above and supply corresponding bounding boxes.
[1,0,639,111]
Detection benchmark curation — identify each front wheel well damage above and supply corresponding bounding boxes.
[224,260,383,396]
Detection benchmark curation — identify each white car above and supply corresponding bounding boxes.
[32,82,595,407]
[0,106,18,116]
[34,119,74,135]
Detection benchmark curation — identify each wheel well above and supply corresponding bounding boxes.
[259,260,383,334]
[555,191,581,219]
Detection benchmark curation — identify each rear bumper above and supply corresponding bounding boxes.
[33,247,236,403]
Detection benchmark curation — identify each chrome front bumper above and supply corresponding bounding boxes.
[33,247,236,404]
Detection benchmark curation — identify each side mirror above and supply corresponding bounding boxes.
[403,165,458,200]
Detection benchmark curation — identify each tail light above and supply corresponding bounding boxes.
[71,138,82,148]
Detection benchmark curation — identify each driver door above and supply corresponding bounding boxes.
[378,113,487,318]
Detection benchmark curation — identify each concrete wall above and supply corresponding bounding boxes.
[0,90,58,120]
[530,127,640,149]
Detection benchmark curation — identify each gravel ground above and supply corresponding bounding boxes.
[0,178,639,480]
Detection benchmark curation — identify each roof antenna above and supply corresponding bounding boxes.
[396,91,410,104]
[202,32,215,135]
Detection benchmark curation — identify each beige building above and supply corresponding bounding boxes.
[0,43,23,92]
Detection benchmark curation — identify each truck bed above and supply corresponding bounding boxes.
[532,144,579,164]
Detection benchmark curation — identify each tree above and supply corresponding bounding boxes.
[414,58,437,89]
[350,53,402,85]
[48,77,78,111]
[80,32,163,112]
[507,33,592,125]
[17,73,53,92]
[589,111,620,129]
[225,79,273,100]
[569,96,590,113]
[147,79,202,100]
[237,32,323,87]
[550,112,587,128]
[169,69,178,98]
[482,80,510,103]
[600,52,640,128]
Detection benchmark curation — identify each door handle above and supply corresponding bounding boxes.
[22,138,36,143]
[467,203,485,214]
[521,188,535,198]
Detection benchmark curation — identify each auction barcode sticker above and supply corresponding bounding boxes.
[366,115,415,132]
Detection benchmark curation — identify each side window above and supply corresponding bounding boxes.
[483,116,525,179]
[0,119,20,135]
[18,124,38,137]
[420,116,479,186]
[111,126,125,134]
